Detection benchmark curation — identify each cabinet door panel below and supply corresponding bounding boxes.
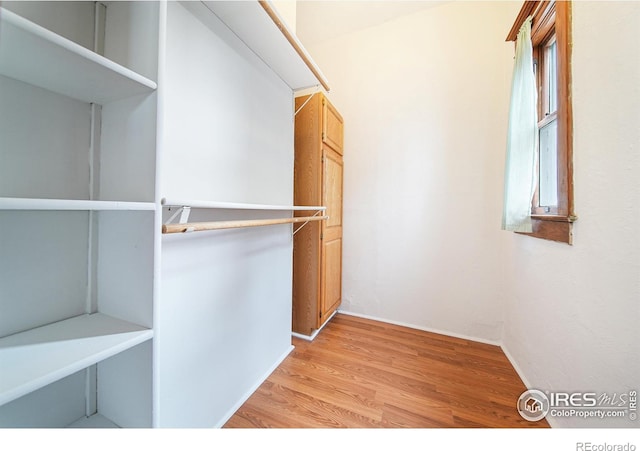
[320,237,342,325]
[322,99,343,155]
[323,147,343,235]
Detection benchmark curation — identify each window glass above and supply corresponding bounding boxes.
[546,40,557,115]
[539,118,558,207]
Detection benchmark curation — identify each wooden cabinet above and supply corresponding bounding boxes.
[293,93,344,336]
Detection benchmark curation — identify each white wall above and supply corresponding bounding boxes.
[304,1,520,343]
[156,2,295,427]
[502,1,640,428]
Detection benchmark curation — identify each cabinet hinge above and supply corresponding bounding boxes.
[320,233,323,241]
[322,132,326,140]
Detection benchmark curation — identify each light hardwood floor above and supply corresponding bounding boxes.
[224,314,549,428]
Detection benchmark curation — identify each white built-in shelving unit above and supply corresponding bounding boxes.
[1,0,327,428]
[0,197,156,211]
[0,1,158,428]
[0,7,157,103]
[0,313,153,406]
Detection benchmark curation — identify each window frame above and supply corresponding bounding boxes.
[507,0,576,244]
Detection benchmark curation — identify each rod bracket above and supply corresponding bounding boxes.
[164,206,191,225]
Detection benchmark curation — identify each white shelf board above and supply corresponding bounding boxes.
[0,197,156,211]
[0,7,157,104]
[68,413,119,428]
[0,313,153,407]
[162,197,325,211]
[200,1,328,91]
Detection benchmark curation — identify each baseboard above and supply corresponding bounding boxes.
[291,309,338,341]
[500,343,558,428]
[337,309,502,347]
[291,330,318,341]
[213,344,295,428]
[499,343,533,390]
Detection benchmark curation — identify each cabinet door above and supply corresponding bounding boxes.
[322,99,344,155]
[320,237,342,325]
[319,146,343,326]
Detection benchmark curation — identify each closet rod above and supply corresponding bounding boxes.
[162,215,328,234]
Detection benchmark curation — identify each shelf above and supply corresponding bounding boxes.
[200,1,329,91]
[0,197,156,211]
[162,197,325,212]
[67,414,119,428]
[0,7,157,104]
[0,313,153,407]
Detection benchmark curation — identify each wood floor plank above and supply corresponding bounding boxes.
[268,365,383,421]
[223,314,550,428]
[381,404,455,428]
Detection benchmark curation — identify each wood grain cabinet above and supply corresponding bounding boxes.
[293,93,344,336]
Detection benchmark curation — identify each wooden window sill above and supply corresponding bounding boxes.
[531,214,577,223]
[517,214,576,244]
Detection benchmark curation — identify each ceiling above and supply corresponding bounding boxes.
[296,1,446,47]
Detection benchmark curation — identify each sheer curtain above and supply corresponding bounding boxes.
[502,17,537,233]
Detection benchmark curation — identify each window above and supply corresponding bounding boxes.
[535,35,558,212]
[507,0,575,244]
